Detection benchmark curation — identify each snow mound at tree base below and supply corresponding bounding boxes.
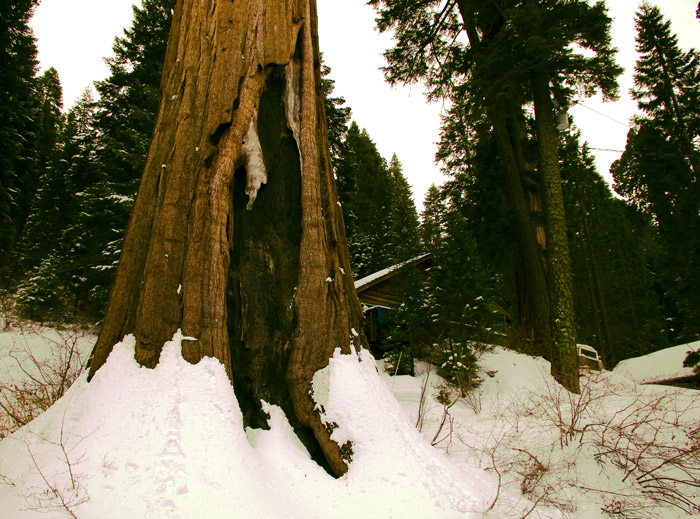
[0,332,486,518]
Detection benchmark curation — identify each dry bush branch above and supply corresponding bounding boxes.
[483,372,700,517]
[0,326,89,437]
[461,382,483,414]
[581,389,700,515]
[534,372,606,448]
[14,408,92,518]
[415,365,432,432]
[431,382,458,450]
[24,440,81,519]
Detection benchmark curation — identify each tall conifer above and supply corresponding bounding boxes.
[387,155,421,263]
[370,0,622,392]
[612,3,700,341]
[561,133,668,365]
[0,0,40,279]
[335,122,393,277]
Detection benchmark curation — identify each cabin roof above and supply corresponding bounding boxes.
[354,253,432,309]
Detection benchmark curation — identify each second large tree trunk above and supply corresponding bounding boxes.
[531,68,580,394]
[88,0,363,476]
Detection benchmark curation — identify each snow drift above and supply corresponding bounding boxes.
[0,332,487,518]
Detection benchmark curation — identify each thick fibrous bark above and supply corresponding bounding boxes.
[456,2,551,356]
[492,119,551,352]
[88,0,363,476]
[531,68,579,394]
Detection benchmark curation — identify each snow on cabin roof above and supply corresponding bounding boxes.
[614,341,700,385]
[354,253,431,293]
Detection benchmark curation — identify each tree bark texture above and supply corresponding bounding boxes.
[458,0,578,392]
[456,1,551,358]
[88,0,363,476]
[492,119,551,355]
[531,68,580,394]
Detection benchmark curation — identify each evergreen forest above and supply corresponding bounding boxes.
[1,0,699,382]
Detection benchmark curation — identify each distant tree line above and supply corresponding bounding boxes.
[1,0,175,323]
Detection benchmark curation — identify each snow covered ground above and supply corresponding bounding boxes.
[614,342,699,385]
[0,322,93,438]
[0,325,698,518]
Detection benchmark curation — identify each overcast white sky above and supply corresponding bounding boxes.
[29,0,700,207]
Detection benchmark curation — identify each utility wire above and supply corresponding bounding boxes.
[588,147,625,153]
[577,103,632,128]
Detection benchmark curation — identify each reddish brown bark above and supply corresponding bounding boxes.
[88,0,363,476]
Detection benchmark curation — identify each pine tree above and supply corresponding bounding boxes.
[631,2,699,177]
[85,0,176,294]
[16,68,65,274]
[320,58,351,166]
[15,90,100,321]
[335,124,422,278]
[33,68,64,167]
[21,0,177,320]
[435,113,521,343]
[612,3,700,342]
[560,134,668,366]
[420,184,442,248]
[9,1,175,320]
[335,122,394,277]
[0,0,40,279]
[386,154,421,263]
[410,174,504,390]
[370,0,622,392]
[93,0,176,196]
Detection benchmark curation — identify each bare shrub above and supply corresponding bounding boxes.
[462,381,483,414]
[431,382,458,450]
[580,390,700,515]
[476,371,700,517]
[0,326,90,437]
[532,371,605,447]
[19,413,90,518]
[415,364,433,432]
[599,498,647,518]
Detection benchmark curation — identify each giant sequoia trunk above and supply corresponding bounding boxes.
[492,118,551,354]
[456,2,551,357]
[531,68,579,394]
[457,0,579,393]
[88,0,364,476]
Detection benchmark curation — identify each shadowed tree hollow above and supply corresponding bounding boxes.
[87,0,364,477]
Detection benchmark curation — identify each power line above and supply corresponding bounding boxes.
[589,147,625,153]
[578,103,631,128]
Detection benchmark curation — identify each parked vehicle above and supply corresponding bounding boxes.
[577,344,604,371]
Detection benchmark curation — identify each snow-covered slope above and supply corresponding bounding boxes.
[0,333,489,519]
[614,341,699,384]
[1,328,698,518]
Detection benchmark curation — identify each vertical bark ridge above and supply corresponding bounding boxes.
[531,68,579,393]
[284,0,363,477]
[88,0,364,477]
[492,119,551,354]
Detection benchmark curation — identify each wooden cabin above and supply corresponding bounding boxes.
[354,254,432,353]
